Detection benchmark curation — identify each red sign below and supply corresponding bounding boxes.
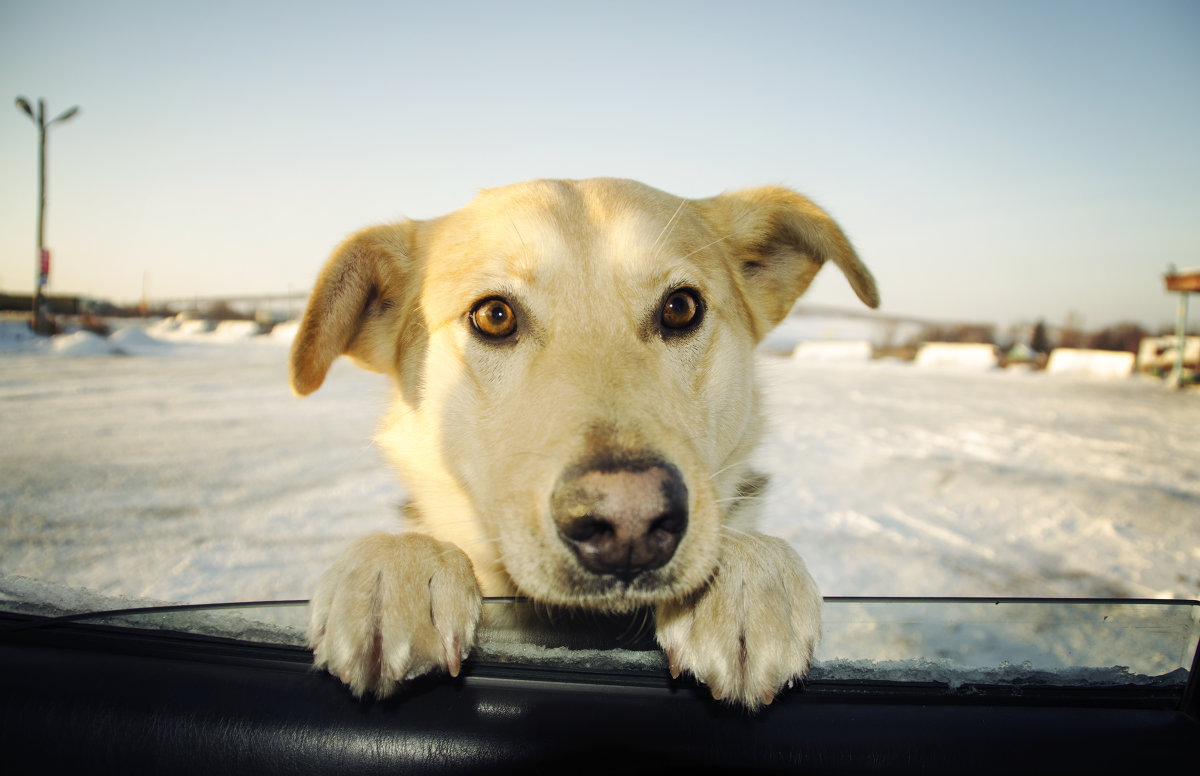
[38,248,50,289]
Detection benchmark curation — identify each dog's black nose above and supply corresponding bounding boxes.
[552,460,688,581]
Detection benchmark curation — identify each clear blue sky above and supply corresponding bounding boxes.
[2,0,1197,330]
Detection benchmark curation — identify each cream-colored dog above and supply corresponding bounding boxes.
[290,178,878,709]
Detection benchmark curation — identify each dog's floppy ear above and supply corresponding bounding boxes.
[698,186,879,339]
[290,222,422,396]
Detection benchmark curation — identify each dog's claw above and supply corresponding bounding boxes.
[444,636,465,678]
[667,648,681,679]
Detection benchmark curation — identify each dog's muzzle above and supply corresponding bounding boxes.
[551,458,688,582]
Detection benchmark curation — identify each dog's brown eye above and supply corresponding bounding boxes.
[661,289,703,331]
[470,297,517,339]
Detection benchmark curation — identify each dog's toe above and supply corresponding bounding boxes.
[309,532,482,698]
[655,532,821,710]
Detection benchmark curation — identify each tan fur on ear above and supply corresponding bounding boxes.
[698,187,879,339]
[289,222,422,396]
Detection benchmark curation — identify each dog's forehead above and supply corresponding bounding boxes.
[474,177,682,225]
[427,178,714,291]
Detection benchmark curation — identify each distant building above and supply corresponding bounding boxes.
[1138,335,1200,372]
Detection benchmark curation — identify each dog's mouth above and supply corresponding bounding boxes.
[529,562,689,611]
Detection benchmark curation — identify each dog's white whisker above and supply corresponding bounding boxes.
[718,524,761,544]
[637,606,655,641]
[678,232,733,262]
[613,606,656,644]
[649,198,687,260]
[713,495,764,506]
[707,463,739,479]
[509,218,528,253]
[706,460,750,482]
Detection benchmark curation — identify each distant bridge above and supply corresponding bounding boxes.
[152,292,310,308]
[150,292,311,319]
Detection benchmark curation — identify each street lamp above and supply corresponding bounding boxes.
[15,96,80,334]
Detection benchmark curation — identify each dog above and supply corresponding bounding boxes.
[290,177,878,709]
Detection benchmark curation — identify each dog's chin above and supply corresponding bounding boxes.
[515,564,708,613]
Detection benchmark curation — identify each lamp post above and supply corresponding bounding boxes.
[15,96,80,335]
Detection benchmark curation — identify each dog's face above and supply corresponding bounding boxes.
[291,178,877,611]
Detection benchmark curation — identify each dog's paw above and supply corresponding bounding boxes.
[308,532,482,698]
[655,532,821,710]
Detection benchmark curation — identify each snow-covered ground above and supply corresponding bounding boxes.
[2,317,1198,609]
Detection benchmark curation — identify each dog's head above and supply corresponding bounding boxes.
[291,178,877,610]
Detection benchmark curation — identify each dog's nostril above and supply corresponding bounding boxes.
[562,517,612,543]
[651,510,687,537]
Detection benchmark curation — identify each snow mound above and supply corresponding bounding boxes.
[108,325,170,353]
[915,342,998,370]
[51,330,119,356]
[1046,348,1135,378]
[178,318,216,335]
[213,320,263,340]
[142,314,283,345]
[793,340,874,363]
[149,316,182,334]
[269,320,299,343]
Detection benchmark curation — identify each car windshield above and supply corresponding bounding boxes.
[2,2,1198,704]
[4,331,1199,694]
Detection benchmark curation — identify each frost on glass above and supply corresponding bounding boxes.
[813,598,1198,689]
[4,577,1196,693]
[467,598,1199,690]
